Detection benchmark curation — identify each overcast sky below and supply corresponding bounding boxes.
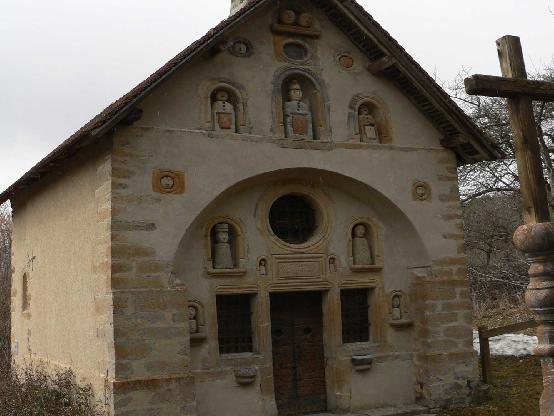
[1,0,553,193]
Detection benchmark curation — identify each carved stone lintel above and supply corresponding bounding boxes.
[513,222,554,413]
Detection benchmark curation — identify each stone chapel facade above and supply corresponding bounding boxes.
[1,1,502,415]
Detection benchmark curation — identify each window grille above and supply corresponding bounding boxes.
[269,194,316,244]
[217,294,253,354]
[341,289,370,343]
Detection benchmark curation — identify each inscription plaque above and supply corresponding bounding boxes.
[273,254,325,280]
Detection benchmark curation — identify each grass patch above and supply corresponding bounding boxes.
[439,356,542,416]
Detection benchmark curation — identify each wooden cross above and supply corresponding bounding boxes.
[466,36,554,415]
[465,36,554,224]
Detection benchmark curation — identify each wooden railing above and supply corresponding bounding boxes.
[477,319,538,384]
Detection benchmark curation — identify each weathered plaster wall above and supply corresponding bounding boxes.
[10,141,113,404]
[109,124,473,414]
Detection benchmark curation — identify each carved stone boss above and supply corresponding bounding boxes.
[466,36,554,415]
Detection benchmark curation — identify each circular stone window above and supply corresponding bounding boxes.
[283,41,309,62]
[269,194,317,245]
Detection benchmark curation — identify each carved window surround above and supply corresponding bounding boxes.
[346,217,384,272]
[204,216,247,276]
[256,182,332,254]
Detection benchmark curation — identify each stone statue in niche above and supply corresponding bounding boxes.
[358,105,379,143]
[213,223,234,269]
[392,295,402,321]
[259,258,267,276]
[189,306,198,334]
[352,224,373,265]
[212,90,236,132]
[284,79,313,139]
[329,257,337,273]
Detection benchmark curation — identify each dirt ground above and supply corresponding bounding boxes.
[439,356,542,416]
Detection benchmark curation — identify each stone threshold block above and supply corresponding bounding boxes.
[311,404,434,416]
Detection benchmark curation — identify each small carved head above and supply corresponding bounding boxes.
[215,90,229,102]
[287,79,303,101]
[353,224,367,238]
[392,295,401,309]
[279,9,297,25]
[260,258,267,267]
[215,223,230,243]
[297,12,313,28]
[160,175,175,190]
[359,105,373,117]
[188,306,197,319]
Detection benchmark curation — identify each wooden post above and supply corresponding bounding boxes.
[478,326,492,384]
[465,36,554,415]
[496,36,550,224]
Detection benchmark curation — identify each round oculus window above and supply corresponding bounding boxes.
[269,194,317,245]
[283,42,309,62]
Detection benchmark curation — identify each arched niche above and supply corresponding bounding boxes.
[348,94,392,144]
[198,79,249,134]
[388,290,413,328]
[204,216,247,276]
[272,67,330,141]
[188,299,207,341]
[346,217,384,272]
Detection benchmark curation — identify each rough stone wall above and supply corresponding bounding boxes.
[10,141,113,405]
[109,136,196,415]
[411,153,476,409]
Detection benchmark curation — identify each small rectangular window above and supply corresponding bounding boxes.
[216,294,253,354]
[341,289,370,343]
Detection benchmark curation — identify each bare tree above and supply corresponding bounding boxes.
[0,203,12,367]
[449,64,554,203]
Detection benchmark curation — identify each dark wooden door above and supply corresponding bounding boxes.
[270,292,327,415]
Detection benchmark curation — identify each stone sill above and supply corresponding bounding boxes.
[207,268,247,277]
[349,264,384,273]
[389,319,414,329]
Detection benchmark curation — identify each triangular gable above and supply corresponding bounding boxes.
[0,0,502,204]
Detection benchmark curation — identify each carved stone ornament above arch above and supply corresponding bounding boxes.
[345,216,384,272]
[256,181,332,254]
[347,93,392,144]
[271,66,331,141]
[203,215,247,276]
[198,79,250,134]
[271,4,321,38]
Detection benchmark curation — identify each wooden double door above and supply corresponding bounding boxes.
[270,292,327,415]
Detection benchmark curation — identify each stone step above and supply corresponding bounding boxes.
[311,404,435,416]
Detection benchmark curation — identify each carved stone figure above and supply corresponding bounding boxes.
[212,90,236,132]
[358,105,379,143]
[352,224,373,265]
[259,258,267,276]
[189,306,198,334]
[284,79,313,139]
[213,223,234,269]
[392,295,402,321]
[329,257,337,273]
[279,9,296,25]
